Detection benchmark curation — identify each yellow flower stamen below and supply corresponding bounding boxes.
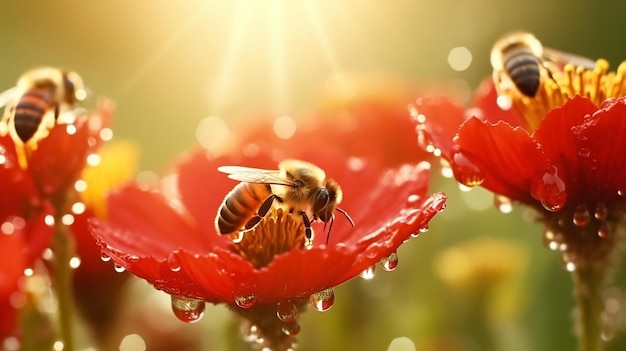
[504,59,626,131]
[229,209,305,269]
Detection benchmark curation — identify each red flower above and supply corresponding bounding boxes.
[90,146,446,350]
[233,73,438,167]
[412,56,626,269]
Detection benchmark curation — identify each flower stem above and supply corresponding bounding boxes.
[572,264,606,351]
[52,214,76,351]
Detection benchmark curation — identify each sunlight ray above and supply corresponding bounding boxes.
[114,4,211,99]
[266,0,289,114]
[207,1,253,115]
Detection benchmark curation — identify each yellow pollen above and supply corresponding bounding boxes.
[229,209,306,269]
[506,59,626,131]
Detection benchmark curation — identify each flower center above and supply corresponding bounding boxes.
[503,59,626,131]
[228,208,306,269]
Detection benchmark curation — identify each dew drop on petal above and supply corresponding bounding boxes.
[451,152,484,187]
[276,301,299,323]
[167,253,182,272]
[494,195,513,213]
[235,293,257,309]
[595,203,608,220]
[282,321,301,336]
[598,221,610,238]
[381,252,399,272]
[573,205,591,227]
[310,288,335,312]
[171,296,205,323]
[360,265,376,280]
[113,263,126,273]
[100,252,111,262]
[530,165,567,212]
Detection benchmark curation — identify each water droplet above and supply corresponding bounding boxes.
[113,263,126,273]
[419,225,429,233]
[69,256,81,269]
[171,296,205,323]
[282,321,301,336]
[573,205,591,227]
[235,293,257,309]
[618,189,625,197]
[276,301,299,322]
[595,203,608,220]
[598,221,610,238]
[167,253,181,272]
[381,252,399,272]
[578,148,591,158]
[531,165,567,212]
[310,288,335,312]
[451,152,484,187]
[494,195,513,213]
[100,252,111,262]
[360,265,376,280]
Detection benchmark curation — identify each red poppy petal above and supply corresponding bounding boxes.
[532,96,598,200]
[103,185,211,256]
[0,228,25,339]
[572,98,626,196]
[455,118,545,203]
[412,96,467,160]
[29,121,89,197]
[471,77,523,126]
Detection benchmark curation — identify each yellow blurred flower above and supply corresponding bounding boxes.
[79,140,141,218]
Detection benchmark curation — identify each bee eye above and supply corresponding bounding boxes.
[313,189,330,213]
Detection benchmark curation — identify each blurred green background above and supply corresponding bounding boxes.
[2,1,626,350]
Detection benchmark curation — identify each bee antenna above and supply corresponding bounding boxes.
[336,207,355,227]
[325,215,335,245]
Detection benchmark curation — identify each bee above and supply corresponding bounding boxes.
[0,67,85,145]
[215,159,355,244]
[490,31,595,98]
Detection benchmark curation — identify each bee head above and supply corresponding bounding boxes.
[313,179,342,222]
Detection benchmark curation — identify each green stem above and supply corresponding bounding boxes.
[51,214,76,351]
[572,264,606,351]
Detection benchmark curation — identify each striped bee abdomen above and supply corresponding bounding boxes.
[216,182,273,235]
[503,46,542,98]
[14,88,55,142]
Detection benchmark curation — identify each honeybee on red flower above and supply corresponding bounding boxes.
[216,159,354,245]
[490,31,595,98]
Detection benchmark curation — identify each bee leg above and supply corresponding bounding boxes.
[243,194,279,230]
[299,211,313,241]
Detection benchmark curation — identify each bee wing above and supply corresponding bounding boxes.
[0,86,18,109]
[543,47,596,70]
[217,166,295,186]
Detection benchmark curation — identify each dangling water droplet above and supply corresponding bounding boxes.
[380,252,399,272]
[171,296,205,323]
[531,165,567,212]
[282,321,301,336]
[494,195,513,213]
[360,265,376,280]
[573,205,591,227]
[113,263,125,273]
[167,252,182,272]
[451,152,484,187]
[276,301,299,322]
[598,221,610,238]
[419,225,429,233]
[594,202,608,220]
[100,252,111,262]
[310,288,335,312]
[235,293,257,309]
